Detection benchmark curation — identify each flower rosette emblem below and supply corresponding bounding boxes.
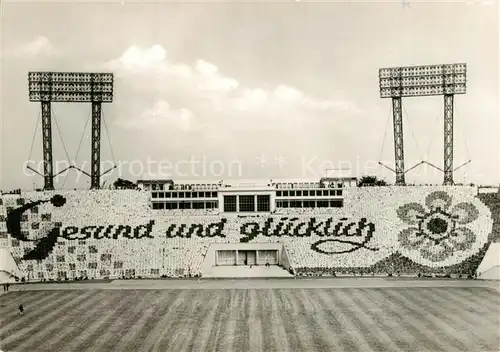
[396,191,492,266]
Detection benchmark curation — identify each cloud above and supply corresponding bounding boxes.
[118,100,195,132]
[233,85,360,113]
[108,45,167,71]
[105,45,361,133]
[194,60,239,92]
[19,36,59,56]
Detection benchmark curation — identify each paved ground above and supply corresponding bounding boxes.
[5,277,500,291]
[1,284,499,352]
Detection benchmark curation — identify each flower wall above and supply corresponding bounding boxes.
[0,187,498,280]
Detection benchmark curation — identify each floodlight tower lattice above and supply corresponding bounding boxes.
[28,72,114,190]
[378,63,467,186]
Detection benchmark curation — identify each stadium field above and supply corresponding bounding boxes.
[1,285,499,352]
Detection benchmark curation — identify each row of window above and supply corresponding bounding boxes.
[223,195,271,212]
[149,183,218,191]
[152,201,219,210]
[149,198,344,211]
[276,189,342,197]
[274,182,345,189]
[276,200,344,208]
[274,182,320,189]
[152,191,218,199]
[150,189,343,199]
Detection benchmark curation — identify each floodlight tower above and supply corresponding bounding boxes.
[378,63,467,185]
[28,72,114,190]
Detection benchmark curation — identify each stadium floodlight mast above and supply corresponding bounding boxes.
[378,63,467,186]
[28,72,114,190]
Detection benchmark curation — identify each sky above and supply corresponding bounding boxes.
[0,0,498,190]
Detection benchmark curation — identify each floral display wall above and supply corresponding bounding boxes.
[0,187,497,280]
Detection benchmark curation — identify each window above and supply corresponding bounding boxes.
[318,200,329,208]
[337,190,343,196]
[179,202,191,209]
[207,201,218,209]
[205,192,211,198]
[330,200,343,207]
[303,190,309,196]
[277,191,282,197]
[257,195,270,212]
[315,190,322,196]
[192,192,198,198]
[193,202,204,209]
[165,192,171,198]
[152,192,158,199]
[290,191,296,197]
[159,192,165,198]
[212,192,217,198]
[283,191,289,197]
[179,192,185,198]
[159,184,164,190]
[158,202,165,209]
[239,195,255,212]
[224,195,237,212]
[152,202,159,209]
[290,200,301,208]
[296,191,302,197]
[304,200,315,208]
[323,190,329,196]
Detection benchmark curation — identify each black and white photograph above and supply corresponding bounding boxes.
[0,0,499,351]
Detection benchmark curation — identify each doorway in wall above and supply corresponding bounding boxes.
[237,250,257,265]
